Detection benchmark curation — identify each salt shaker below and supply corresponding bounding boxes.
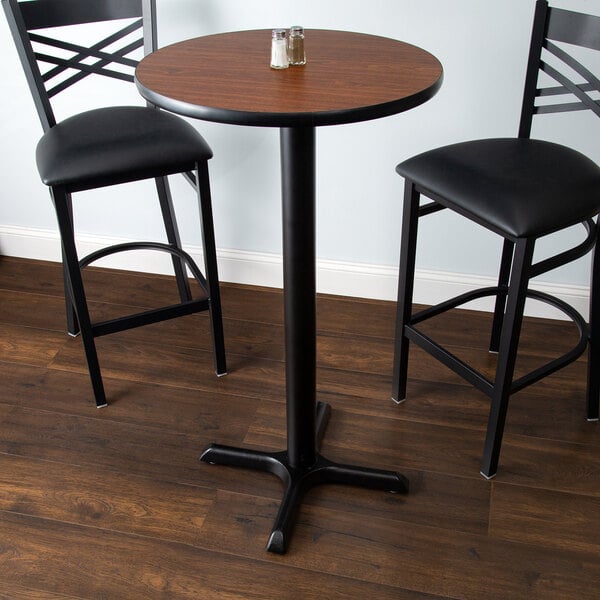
[270,29,289,69]
[288,26,306,66]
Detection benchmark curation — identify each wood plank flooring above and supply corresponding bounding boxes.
[0,255,598,599]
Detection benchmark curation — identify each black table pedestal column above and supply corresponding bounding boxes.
[201,127,409,554]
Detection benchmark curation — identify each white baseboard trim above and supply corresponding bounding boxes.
[0,224,589,319]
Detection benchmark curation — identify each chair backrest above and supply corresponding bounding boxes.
[519,0,600,137]
[2,0,157,132]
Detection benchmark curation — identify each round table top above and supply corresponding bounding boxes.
[135,29,443,128]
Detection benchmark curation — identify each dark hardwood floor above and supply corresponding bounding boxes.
[0,255,598,599]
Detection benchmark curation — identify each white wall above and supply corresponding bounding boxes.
[1,0,598,316]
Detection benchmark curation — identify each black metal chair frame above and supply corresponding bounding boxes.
[392,0,600,478]
[3,0,227,407]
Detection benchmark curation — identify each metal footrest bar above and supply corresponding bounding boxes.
[510,289,589,393]
[405,325,495,396]
[79,241,209,292]
[411,286,501,326]
[407,285,590,399]
[91,297,210,337]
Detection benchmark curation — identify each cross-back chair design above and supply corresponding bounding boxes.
[2,0,227,407]
[392,0,600,478]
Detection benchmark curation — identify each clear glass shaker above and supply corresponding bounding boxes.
[288,26,306,66]
[270,29,289,69]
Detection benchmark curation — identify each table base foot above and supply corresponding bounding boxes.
[200,402,409,554]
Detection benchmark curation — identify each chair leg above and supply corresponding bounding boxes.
[481,238,534,479]
[156,176,193,303]
[392,181,421,403]
[586,226,600,421]
[489,239,514,353]
[51,186,107,408]
[196,162,227,376]
[62,192,80,337]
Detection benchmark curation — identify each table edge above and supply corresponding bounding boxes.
[135,73,443,128]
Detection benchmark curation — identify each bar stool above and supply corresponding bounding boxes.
[392,0,600,478]
[3,0,227,407]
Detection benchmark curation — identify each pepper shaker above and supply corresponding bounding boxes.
[288,26,306,66]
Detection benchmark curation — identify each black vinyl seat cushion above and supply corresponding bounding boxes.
[36,106,213,191]
[396,138,600,239]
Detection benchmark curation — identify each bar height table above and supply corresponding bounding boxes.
[136,29,443,553]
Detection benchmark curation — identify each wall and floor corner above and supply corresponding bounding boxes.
[0,0,597,320]
[0,221,590,320]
